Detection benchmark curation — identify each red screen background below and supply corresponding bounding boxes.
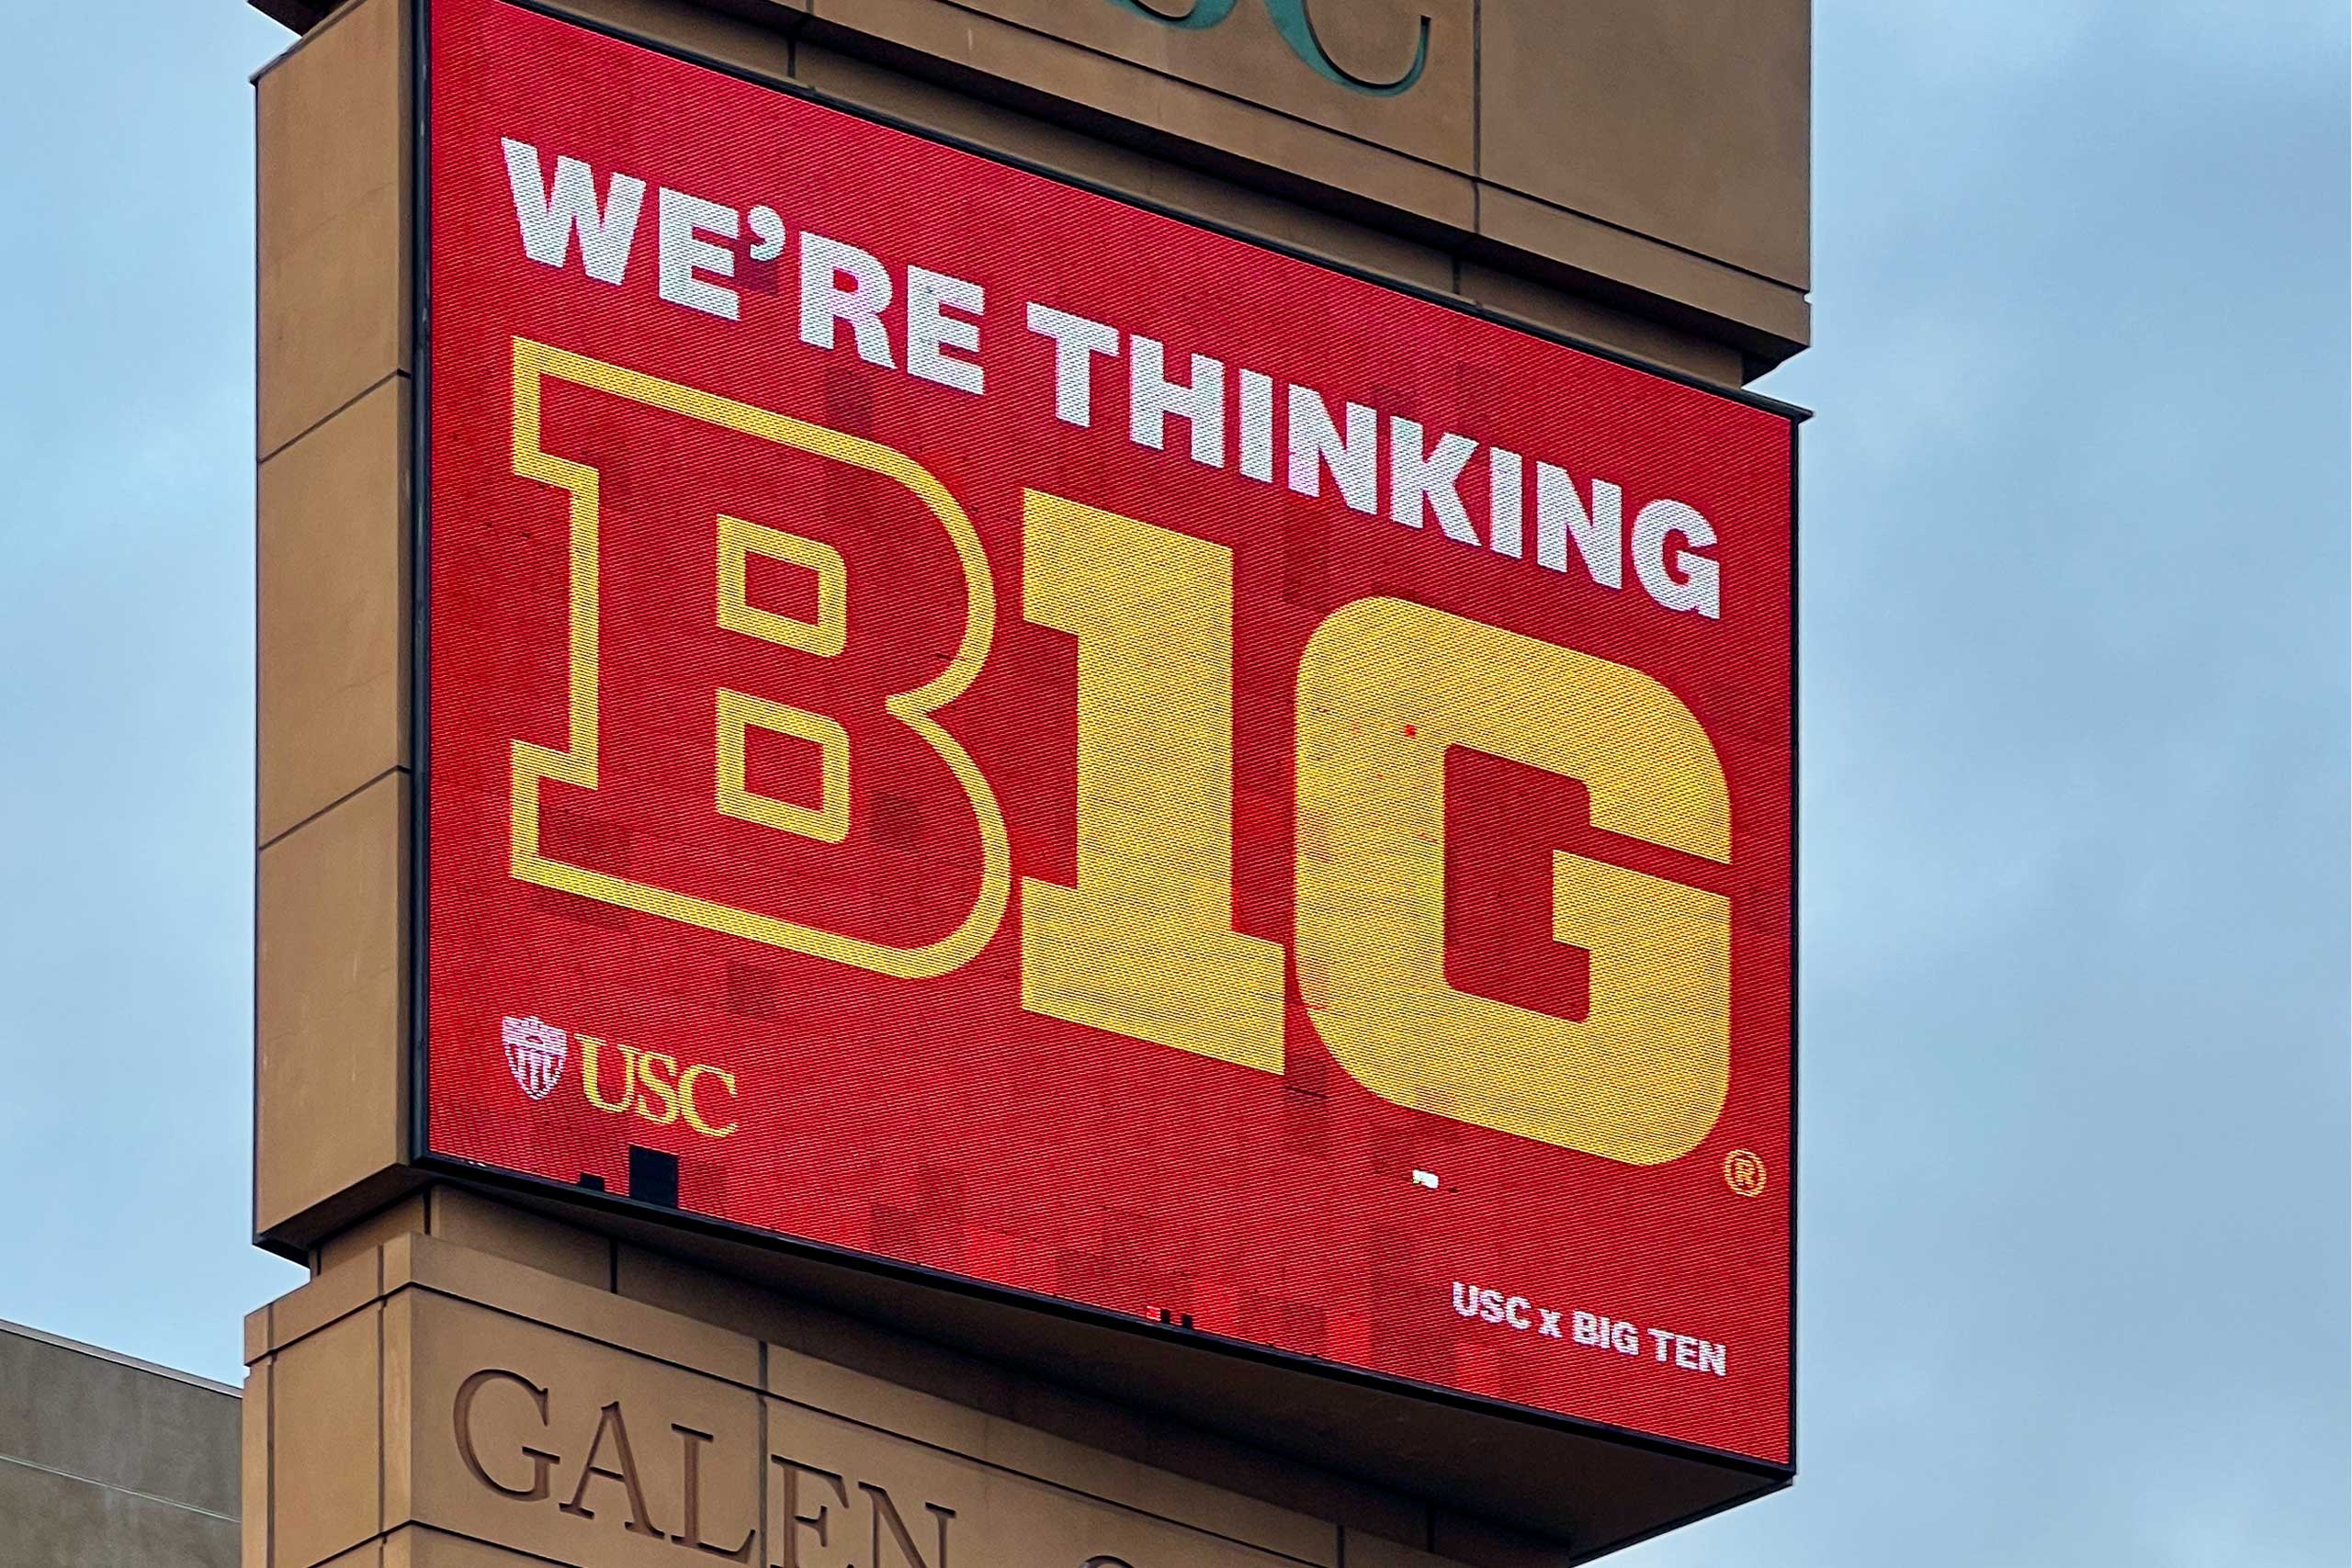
[424,0,1793,1465]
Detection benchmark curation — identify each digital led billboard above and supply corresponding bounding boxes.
[422,0,1795,1470]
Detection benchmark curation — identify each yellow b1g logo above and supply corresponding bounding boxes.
[506,344,1735,1168]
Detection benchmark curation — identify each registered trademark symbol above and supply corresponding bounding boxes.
[1724,1149,1768,1198]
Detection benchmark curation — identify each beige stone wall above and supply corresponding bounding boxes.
[254,0,414,1245]
[243,1193,1525,1568]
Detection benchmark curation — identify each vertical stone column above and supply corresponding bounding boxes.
[254,0,415,1250]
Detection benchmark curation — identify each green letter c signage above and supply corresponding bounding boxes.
[1109,0,1430,96]
[1107,0,1240,29]
[1261,0,1429,96]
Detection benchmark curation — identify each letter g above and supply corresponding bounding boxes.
[454,1369,559,1501]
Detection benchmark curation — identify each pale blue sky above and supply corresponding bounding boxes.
[1,3,2345,1563]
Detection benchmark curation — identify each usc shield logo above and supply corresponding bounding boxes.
[501,1016,569,1100]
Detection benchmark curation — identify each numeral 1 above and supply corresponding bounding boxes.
[1017,491,1286,1074]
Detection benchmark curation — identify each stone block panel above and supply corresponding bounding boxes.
[254,772,408,1241]
[255,0,409,458]
[1478,0,1811,289]
[256,378,408,846]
